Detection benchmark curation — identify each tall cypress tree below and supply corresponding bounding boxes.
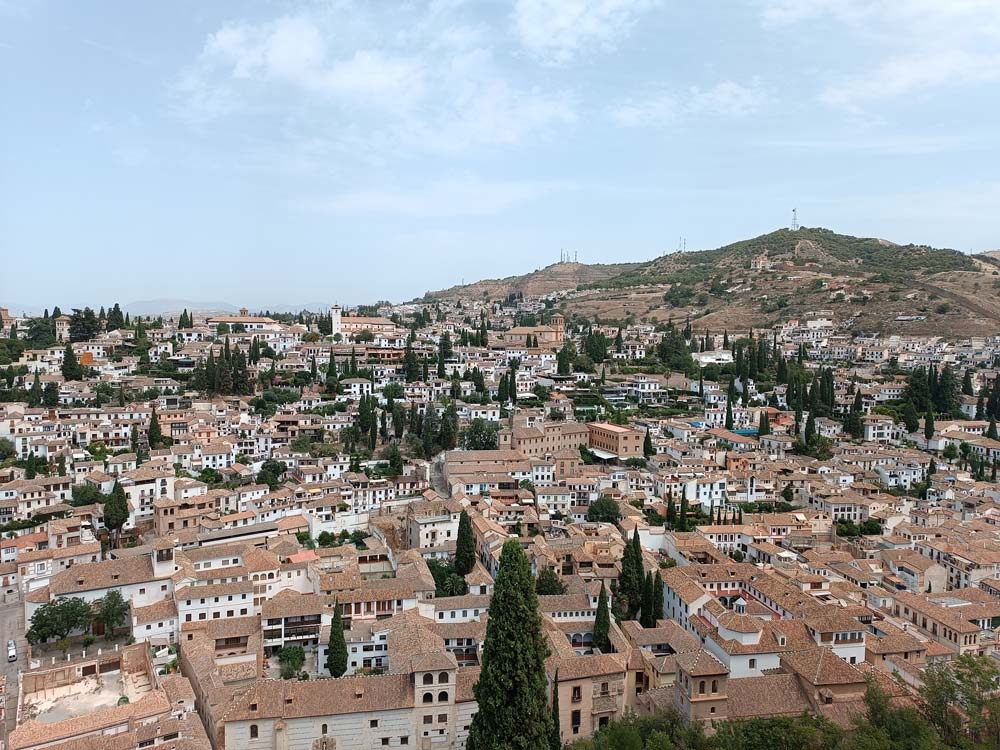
[148,406,162,449]
[652,571,664,624]
[640,571,655,628]
[593,582,611,652]
[467,540,552,750]
[454,510,475,576]
[104,481,129,548]
[325,599,348,677]
[549,671,561,750]
[678,486,690,532]
[924,410,936,441]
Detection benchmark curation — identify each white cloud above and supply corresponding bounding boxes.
[612,79,765,127]
[513,0,659,65]
[300,178,571,218]
[758,0,1000,110]
[171,9,575,153]
[820,50,1000,111]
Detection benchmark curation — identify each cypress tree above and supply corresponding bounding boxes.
[987,418,998,441]
[678,486,689,532]
[643,429,654,458]
[325,599,348,677]
[104,481,129,548]
[593,582,611,652]
[640,572,655,628]
[652,571,663,624]
[549,672,561,750]
[665,490,676,529]
[455,510,475,576]
[148,406,162,449]
[725,399,734,430]
[758,410,770,436]
[924,410,935,441]
[467,540,552,750]
[61,343,81,380]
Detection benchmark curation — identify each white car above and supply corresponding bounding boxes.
[7,639,16,662]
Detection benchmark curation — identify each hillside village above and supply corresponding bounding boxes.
[1,288,1000,750]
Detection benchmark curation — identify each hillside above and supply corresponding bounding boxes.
[425,228,1000,336]
[421,261,643,301]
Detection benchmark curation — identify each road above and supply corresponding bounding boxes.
[0,596,26,743]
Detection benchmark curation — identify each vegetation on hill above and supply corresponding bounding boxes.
[581,227,976,292]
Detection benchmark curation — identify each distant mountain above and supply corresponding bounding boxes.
[124,299,240,316]
[122,300,334,316]
[421,261,643,302]
[425,227,1000,337]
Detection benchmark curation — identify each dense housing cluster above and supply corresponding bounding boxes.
[1,296,999,750]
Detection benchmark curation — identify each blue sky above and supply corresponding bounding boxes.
[3,0,1000,310]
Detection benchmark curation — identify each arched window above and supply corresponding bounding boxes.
[438,672,449,684]
[423,692,434,704]
[423,673,434,685]
[711,679,718,693]
[321,724,328,735]
[438,691,449,702]
[698,680,706,695]
[249,725,258,739]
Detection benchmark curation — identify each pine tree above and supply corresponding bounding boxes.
[593,581,611,652]
[455,510,475,576]
[467,540,552,750]
[325,599,348,677]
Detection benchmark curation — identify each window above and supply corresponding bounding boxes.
[699,680,706,695]
[401,738,409,746]
[571,686,582,702]
[438,714,447,723]
[249,725,258,739]
[748,658,756,669]
[423,673,434,685]
[382,739,390,747]
[438,671,449,684]
[370,720,379,728]
[438,691,449,702]
[711,679,718,693]
[423,693,434,704]
[321,724,327,735]
[423,716,433,725]
[571,710,581,732]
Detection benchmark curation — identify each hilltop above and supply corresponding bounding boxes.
[424,227,1000,336]
[421,261,643,302]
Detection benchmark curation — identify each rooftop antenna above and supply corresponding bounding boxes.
[792,208,799,231]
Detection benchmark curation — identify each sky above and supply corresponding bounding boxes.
[2,0,1000,311]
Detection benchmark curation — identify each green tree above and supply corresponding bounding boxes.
[42,381,59,407]
[758,410,770,436]
[455,510,475,576]
[586,496,620,523]
[325,600,349,677]
[278,645,305,679]
[593,581,611,653]
[535,568,566,596]
[61,343,82,380]
[95,590,129,640]
[652,571,663,624]
[467,540,552,750]
[924,409,935,441]
[640,571,656,628]
[26,596,93,643]
[549,672,562,750]
[643,429,654,458]
[147,406,163,449]
[103,481,129,547]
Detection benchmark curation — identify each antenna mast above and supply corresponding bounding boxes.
[792,208,799,231]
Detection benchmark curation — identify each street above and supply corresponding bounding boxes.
[0,597,26,743]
